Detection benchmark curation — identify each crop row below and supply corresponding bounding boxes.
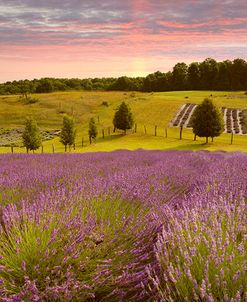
[222,107,247,134]
[172,103,197,127]
[0,151,246,301]
[172,104,247,135]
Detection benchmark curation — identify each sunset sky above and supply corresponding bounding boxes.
[0,0,247,82]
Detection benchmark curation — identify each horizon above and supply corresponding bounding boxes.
[0,56,247,85]
[0,0,247,82]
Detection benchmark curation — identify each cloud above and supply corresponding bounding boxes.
[0,0,246,81]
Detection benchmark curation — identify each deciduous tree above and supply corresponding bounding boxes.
[191,98,224,143]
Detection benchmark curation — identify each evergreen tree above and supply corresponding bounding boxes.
[22,118,42,153]
[60,115,76,152]
[191,98,224,143]
[113,101,134,134]
[88,118,98,144]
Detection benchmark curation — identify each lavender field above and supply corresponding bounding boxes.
[0,151,246,301]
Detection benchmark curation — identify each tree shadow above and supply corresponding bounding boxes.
[169,143,209,151]
[96,134,124,144]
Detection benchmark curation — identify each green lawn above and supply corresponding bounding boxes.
[0,90,246,153]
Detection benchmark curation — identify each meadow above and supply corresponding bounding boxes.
[0,150,246,301]
[0,90,247,153]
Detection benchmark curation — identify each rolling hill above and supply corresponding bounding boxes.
[0,90,247,153]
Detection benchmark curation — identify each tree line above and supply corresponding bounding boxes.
[1,58,247,95]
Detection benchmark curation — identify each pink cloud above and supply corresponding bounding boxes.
[0,0,247,81]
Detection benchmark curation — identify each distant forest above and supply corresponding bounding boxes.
[1,58,247,95]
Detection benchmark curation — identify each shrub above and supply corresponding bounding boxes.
[101,101,109,107]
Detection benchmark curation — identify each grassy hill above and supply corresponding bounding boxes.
[0,90,247,153]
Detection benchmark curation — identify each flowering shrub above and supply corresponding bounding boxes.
[0,151,246,301]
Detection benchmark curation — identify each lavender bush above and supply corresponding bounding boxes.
[0,150,246,301]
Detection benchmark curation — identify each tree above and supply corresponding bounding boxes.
[191,98,224,143]
[172,62,188,90]
[231,58,247,90]
[19,80,30,100]
[22,118,42,153]
[188,62,201,90]
[199,58,218,90]
[35,78,54,93]
[60,115,76,152]
[217,60,232,90]
[88,118,97,144]
[113,101,134,134]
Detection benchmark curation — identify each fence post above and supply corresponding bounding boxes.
[52,144,55,153]
[11,146,14,153]
[41,145,44,153]
[165,128,168,138]
[73,143,75,150]
[179,126,183,140]
[231,132,233,145]
[135,123,137,133]
[194,134,197,141]
[102,129,105,139]
[155,125,157,136]
[144,126,147,135]
[82,137,84,147]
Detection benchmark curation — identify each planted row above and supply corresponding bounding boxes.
[0,151,246,301]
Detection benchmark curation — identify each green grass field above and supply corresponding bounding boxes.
[0,90,246,153]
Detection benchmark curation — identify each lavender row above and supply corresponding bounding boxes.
[172,104,247,135]
[0,151,246,301]
[223,108,247,134]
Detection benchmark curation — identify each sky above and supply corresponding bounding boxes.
[0,0,247,82]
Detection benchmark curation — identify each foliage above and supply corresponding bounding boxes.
[19,95,39,104]
[172,62,188,90]
[35,78,54,93]
[1,58,247,94]
[191,98,224,143]
[148,198,246,301]
[60,115,76,151]
[22,118,41,152]
[88,117,98,143]
[113,101,134,133]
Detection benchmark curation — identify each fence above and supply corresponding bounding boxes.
[3,125,242,153]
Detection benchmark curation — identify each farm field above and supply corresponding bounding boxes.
[0,90,247,153]
[0,150,246,301]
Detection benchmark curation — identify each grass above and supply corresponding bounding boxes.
[0,90,246,153]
